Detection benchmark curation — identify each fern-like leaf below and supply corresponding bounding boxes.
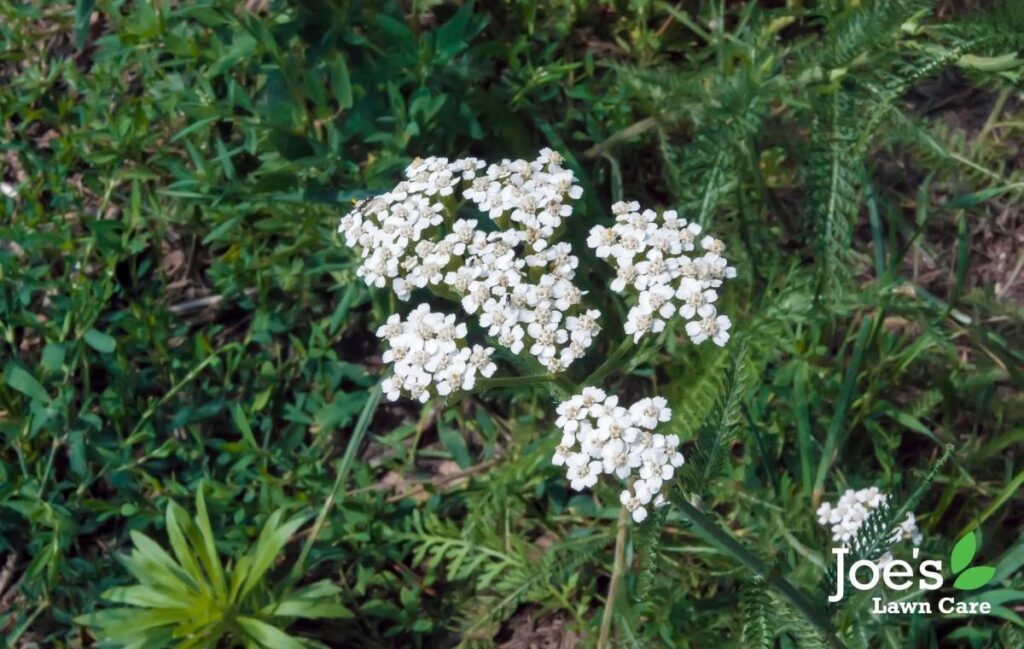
[683,344,750,498]
[777,593,832,649]
[822,0,935,69]
[805,90,861,296]
[740,583,774,649]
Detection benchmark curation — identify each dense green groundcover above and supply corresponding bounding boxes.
[1,0,1023,647]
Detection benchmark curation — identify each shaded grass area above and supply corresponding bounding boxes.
[1,1,1023,647]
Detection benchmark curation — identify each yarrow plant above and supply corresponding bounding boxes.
[338,149,735,523]
[816,486,923,566]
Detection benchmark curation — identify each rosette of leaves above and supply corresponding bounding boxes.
[75,488,351,648]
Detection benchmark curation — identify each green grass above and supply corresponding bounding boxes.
[1,1,1023,647]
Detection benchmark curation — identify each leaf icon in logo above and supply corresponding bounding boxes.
[950,532,977,574]
[948,531,995,590]
[953,566,996,590]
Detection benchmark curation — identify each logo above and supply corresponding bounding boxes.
[948,531,996,590]
[829,531,996,616]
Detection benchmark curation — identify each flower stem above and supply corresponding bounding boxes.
[581,336,634,388]
[672,495,846,649]
[476,374,557,390]
[597,505,630,649]
[289,383,383,585]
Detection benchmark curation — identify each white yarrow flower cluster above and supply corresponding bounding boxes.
[338,156,481,300]
[553,387,683,523]
[587,201,735,345]
[376,304,496,403]
[340,150,600,376]
[463,149,582,250]
[816,486,923,566]
[451,234,598,372]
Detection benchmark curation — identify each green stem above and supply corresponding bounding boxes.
[551,373,579,399]
[128,345,240,442]
[811,314,875,506]
[673,495,846,649]
[476,374,557,390]
[37,435,62,501]
[581,336,634,388]
[289,383,383,584]
[597,506,630,649]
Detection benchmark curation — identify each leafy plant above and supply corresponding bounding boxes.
[1,0,1022,647]
[74,487,350,648]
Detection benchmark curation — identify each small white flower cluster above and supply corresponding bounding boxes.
[376,304,497,403]
[552,387,683,523]
[816,487,923,566]
[338,157,475,298]
[587,201,735,345]
[340,150,599,376]
[452,234,599,372]
[463,149,582,250]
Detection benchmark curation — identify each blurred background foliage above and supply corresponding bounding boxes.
[1,0,1023,647]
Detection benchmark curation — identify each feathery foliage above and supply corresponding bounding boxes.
[739,583,775,649]
[683,344,751,498]
[821,0,935,69]
[2,1,1021,647]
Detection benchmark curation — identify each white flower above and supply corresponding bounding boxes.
[467,345,497,378]
[676,277,718,319]
[566,455,602,491]
[891,513,923,545]
[527,320,568,366]
[498,325,525,354]
[608,264,636,293]
[816,487,923,565]
[587,225,617,258]
[629,397,671,430]
[338,151,603,373]
[816,502,833,526]
[639,284,677,319]
[552,389,681,524]
[620,485,651,523]
[552,433,577,466]
[685,313,731,346]
[586,199,735,344]
[461,282,490,314]
[382,376,402,402]
[624,305,666,342]
[566,308,601,345]
[602,438,642,479]
[375,304,496,402]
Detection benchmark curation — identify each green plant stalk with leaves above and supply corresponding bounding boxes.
[3,0,1024,646]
